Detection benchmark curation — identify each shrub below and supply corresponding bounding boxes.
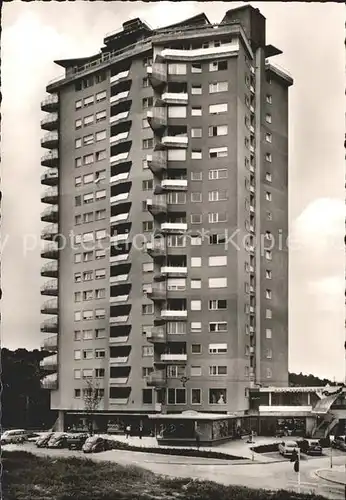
[251,443,279,453]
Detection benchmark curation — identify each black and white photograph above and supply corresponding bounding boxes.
[1,1,345,499]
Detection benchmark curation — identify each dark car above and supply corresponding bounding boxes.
[82,436,110,454]
[332,435,346,451]
[300,439,323,456]
[67,433,89,450]
[47,432,70,449]
[36,432,54,448]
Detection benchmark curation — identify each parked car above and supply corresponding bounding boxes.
[27,432,42,443]
[300,439,323,456]
[82,436,110,454]
[1,429,28,445]
[67,433,89,450]
[36,432,54,448]
[47,432,70,449]
[278,440,299,457]
[331,435,346,451]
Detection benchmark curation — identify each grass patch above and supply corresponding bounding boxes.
[107,439,244,460]
[2,450,329,500]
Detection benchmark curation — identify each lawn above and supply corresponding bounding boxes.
[2,450,328,500]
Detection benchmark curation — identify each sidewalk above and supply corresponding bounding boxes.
[315,466,346,485]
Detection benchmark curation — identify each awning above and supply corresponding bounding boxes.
[149,411,235,421]
[312,393,340,414]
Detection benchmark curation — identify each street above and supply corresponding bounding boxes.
[5,442,346,499]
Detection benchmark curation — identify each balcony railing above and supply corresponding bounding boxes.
[41,317,58,333]
[109,315,129,324]
[146,284,166,301]
[109,336,129,344]
[41,94,59,112]
[147,63,167,88]
[147,107,167,130]
[160,353,187,362]
[146,371,166,387]
[40,354,58,371]
[41,186,58,204]
[147,153,167,175]
[109,377,129,384]
[41,334,58,351]
[110,274,128,284]
[160,266,187,276]
[41,168,58,185]
[109,356,129,364]
[146,196,167,217]
[161,179,187,191]
[110,254,129,264]
[41,373,58,390]
[109,398,129,405]
[41,132,59,149]
[110,111,130,124]
[110,69,130,85]
[41,261,58,278]
[161,92,188,105]
[41,279,58,295]
[41,113,59,130]
[41,223,58,241]
[146,326,165,343]
[41,242,59,259]
[159,41,240,61]
[110,151,129,164]
[110,90,130,104]
[41,149,59,167]
[160,222,187,233]
[110,192,129,204]
[160,309,187,319]
[161,135,188,148]
[110,294,129,303]
[145,240,166,259]
[110,131,129,145]
[110,172,129,184]
[110,233,129,244]
[110,213,129,224]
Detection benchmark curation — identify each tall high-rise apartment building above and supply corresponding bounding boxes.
[40,5,293,430]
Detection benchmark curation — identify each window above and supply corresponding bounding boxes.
[190,214,202,224]
[95,308,105,319]
[142,77,149,87]
[82,231,93,243]
[209,321,227,333]
[167,235,186,247]
[168,106,187,118]
[208,256,227,267]
[142,345,154,357]
[95,209,106,221]
[266,289,272,299]
[191,257,201,267]
[74,254,82,264]
[208,189,228,201]
[75,176,82,187]
[191,300,201,311]
[143,56,153,67]
[265,172,272,182]
[83,271,93,282]
[191,84,202,95]
[265,114,272,124]
[74,292,81,303]
[190,236,202,245]
[96,149,107,162]
[191,388,201,404]
[74,388,81,398]
[83,154,93,166]
[74,311,81,322]
[95,328,106,339]
[95,189,106,200]
[83,329,93,340]
[266,348,272,359]
[96,130,106,142]
[266,308,272,319]
[96,91,107,102]
[96,110,106,123]
[208,212,227,223]
[191,149,202,160]
[74,350,81,360]
[209,366,227,376]
[83,134,93,146]
[75,99,82,110]
[208,277,227,288]
[95,249,105,260]
[84,114,94,127]
[142,221,153,232]
[265,253,272,263]
[75,157,82,168]
[142,138,154,150]
[191,63,202,73]
[95,229,106,240]
[191,279,201,289]
[168,63,186,75]
[266,368,272,379]
[265,133,272,143]
[142,262,154,273]
[191,171,203,181]
[74,369,81,379]
[142,389,153,404]
[191,192,202,203]
[167,322,186,334]
[209,60,227,72]
[142,97,153,109]
[83,349,93,360]
[142,117,150,129]
[75,138,82,149]
[168,149,186,161]
[167,192,186,204]
[191,127,202,138]
[142,179,153,191]
[209,81,228,93]
[209,146,228,158]
[209,103,228,115]
[95,348,105,359]
[83,173,94,184]
[83,95,94,107]
[95,368,105,378]
[191,343,201,354]
[142,304,154,315]
[266,328,272,339]
[74,330,81,341]
[83,193,94,204]
[209,125,228,137]
[267,211,272,221]
[191,107,202,117]
[266,94,272,104]
[209,343,227,354]
[142,367,153,377]
[75,214,82,225]
[209,299,227,310]
[95,288,105,299]
[82,310,93,321]
[209,388,227,404]
[167,387,186,405]
[265,153,272,162]
[209,168,228,180]
[190,366,202,378]
[265,192,272,201]
[75,118,82,129]
[191,322,202,333]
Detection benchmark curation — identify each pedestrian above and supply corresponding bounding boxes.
[125,424,131,439]
[138,423,143,440]
[195,429,201,450]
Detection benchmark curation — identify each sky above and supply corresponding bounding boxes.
[2,1,345,381]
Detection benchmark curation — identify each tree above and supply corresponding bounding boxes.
[82,378,103,435]
[289,372,339,387]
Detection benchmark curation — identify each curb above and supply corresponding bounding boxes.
[315,469,346,486]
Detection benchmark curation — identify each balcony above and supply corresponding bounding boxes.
[41,94,59,112]
[110,69,130,85]
[110,233,129,245]
[147,152,167,176]
[41,334,58,351]
[41,113,59,131]
[249,346,255,354]
[110,356,129,364]
[109,336,129,344]
[249,144,255,153]
[110,90,130,104]
[146,326,166,343]
[41,150,59,167]
[40,354,57,371]
[146,371,166,387]
[110,172,129,185]
[41,131,59,149]
[147,63,167,88]
[160,353,187,363]
[110,213,129,224]
[145,240,166,259]
[146,196,167,217]
[160,222,187,234]
[41,186,58,204]
[250,85,255,94]
[110,111,130,124]
[160,179,187,191]
[110,274,128,284]
[110,295,129,304]
[160,41,240,61]
[146,284,167,302]
[110,192,129,204]
[41,279,58,296]
[41,261,58,278]
[41,242,59,260]
[110,254,129,264]
[147,107,167,131]
[109,377,129,384]
[160,265,187,276]
[110,131,129,145]
[109,315,129,324]
[41,373,58,390]
[250,105,255,113]
[109,398,129,405]
[161,135,188,148]
[41,168,58,186]
[110,151,129,165]
[161,92,188,105]
[160,309,188,320]
[41,317,58,333]
[41,223,58,241]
